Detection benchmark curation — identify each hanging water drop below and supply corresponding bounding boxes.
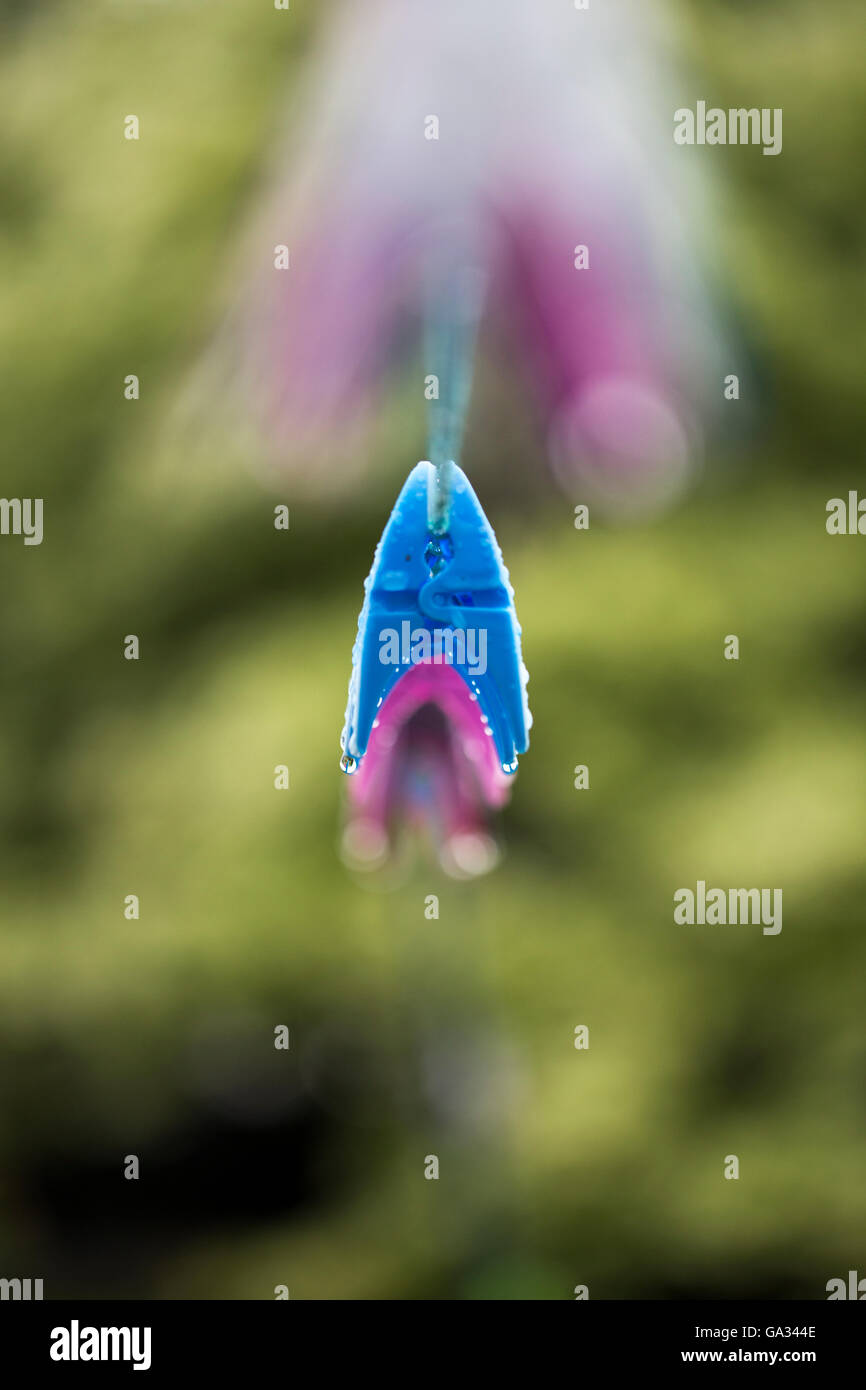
[424,533,454,576]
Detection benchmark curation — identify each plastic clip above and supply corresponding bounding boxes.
[341,461,531,776]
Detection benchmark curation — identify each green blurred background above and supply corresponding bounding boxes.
[1,0,864,1299]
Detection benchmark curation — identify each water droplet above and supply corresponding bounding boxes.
[340,753,359,775]
[424,534,454,576]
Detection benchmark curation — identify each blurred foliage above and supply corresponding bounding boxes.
[0,0,864,1298]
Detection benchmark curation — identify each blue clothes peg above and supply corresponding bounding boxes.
[341,460,531,775]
